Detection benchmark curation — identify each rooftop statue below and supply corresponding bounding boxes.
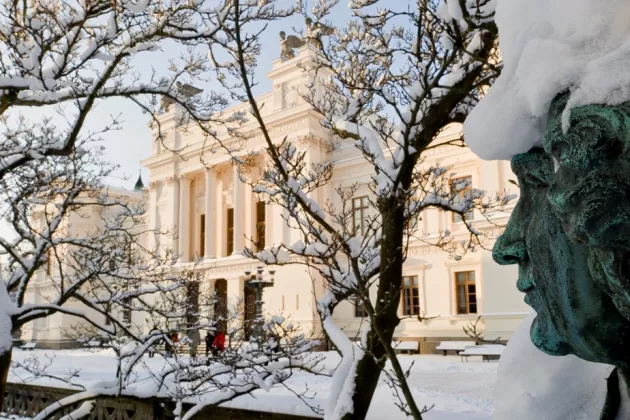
[279,17,334,61]
[159,81,203,113]
[304,17,334,50]
[279,31,305,60]
[493,92,630,417]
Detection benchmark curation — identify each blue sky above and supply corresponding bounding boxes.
[96,2,351,190]
[0,2,353,244]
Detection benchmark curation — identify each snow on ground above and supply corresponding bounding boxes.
[7,349,497,419]
[464,0,630,160]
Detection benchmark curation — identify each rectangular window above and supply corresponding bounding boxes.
[126,242,134,266]
[46,250,53,276]
[451,176,474,223]
[122,298,132,324]
[105,303,112,326]
[455,271,477,314]
[256,201,265,252]
[401,276,420,316]
[407,199,420,230]
[227,208,234,256]
[352,196,370,235]
[296,294,300,310]
[281,295,285,311]
[353,296,366,318]
[199,214,206,257]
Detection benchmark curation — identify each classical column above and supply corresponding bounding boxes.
[168,177,179,258]
[265,199,273,248]
[215,173,224,257]
[272,202,284,245]
[282,207,291,245]
[204,169,216,258]
[148,181,158,251]
[227,276,244,318]
[244,179,253,250]
[232,166,244,255]
[178,175,191,262]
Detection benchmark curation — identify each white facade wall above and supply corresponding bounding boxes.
[21,188,146,348]
[24,46,527,350]
[329,123,527,345]
[142,47,527,350]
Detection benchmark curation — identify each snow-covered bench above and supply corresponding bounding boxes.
[435,341,476,356]
[20,342,37,350]
[392,341,419,354]
[459,344,505,362]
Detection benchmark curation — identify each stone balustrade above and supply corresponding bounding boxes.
[2,382,317,420]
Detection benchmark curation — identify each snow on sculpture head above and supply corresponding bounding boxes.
[463,0,630,160]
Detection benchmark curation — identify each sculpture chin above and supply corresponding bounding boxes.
[530,313,571,357]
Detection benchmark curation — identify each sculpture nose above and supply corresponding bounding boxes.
[493,221,527,265]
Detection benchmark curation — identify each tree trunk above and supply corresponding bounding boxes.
[0,348,13,410]
[342,201,406,420]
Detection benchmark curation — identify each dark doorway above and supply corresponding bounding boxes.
[214,279,228,333]
[244,285,256,340]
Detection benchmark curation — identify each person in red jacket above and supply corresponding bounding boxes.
[212,332,225,356]
[165,332,178,358]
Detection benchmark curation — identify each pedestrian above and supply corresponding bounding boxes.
[166,331,178,358]
[205,331,215,357]
[212,331,226,357]
[148,327,159,358]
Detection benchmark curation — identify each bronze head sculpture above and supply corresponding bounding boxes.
[493,92,630,372]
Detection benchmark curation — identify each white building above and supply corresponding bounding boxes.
[142,46,526,353]
[24,47,527,351]
[20,186,147,348]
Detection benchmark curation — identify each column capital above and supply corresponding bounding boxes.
[166,176,178,184]
[149,180,159,188]
[179,173,192,183]
[205,167,218,179]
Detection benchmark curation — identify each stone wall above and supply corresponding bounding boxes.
[2,382,318,420]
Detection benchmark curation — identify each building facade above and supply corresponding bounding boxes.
[22,46,526,351]
[142,46,527,353]
[20,186,147,348]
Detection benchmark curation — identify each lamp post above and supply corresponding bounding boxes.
[244,266,275,347]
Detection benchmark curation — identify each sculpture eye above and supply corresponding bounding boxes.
[552,156,560,174]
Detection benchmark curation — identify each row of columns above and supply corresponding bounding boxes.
[150,165,288,262]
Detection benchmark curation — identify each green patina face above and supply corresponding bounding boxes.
[494,93,630,369]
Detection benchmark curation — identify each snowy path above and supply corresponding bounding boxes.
[7,349,497,419]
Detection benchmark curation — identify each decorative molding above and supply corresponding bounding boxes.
[281,82,300,109]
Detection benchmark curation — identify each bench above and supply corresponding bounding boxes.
[435,341,476,356]
[392,341,419,354]
[20,342,36,350]
[459,344,505,362]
